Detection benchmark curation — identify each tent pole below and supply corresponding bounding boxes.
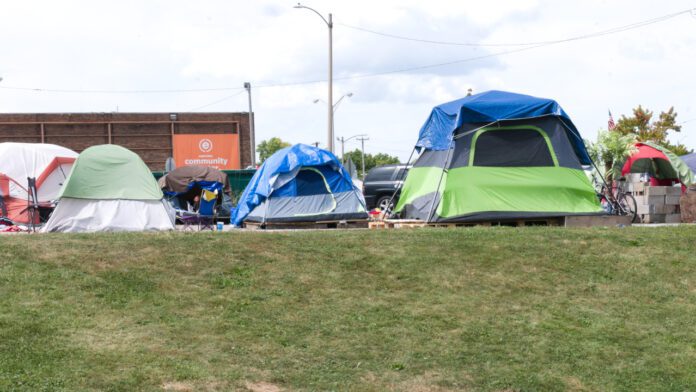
[384,146,416,218]
[426,141,454,223]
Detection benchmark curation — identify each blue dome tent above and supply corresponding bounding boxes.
[231,144,368,227]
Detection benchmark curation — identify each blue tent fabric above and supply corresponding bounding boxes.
[681,153,696,174]
[416,90,591,165]
[272,165,353,197]
[230,144,357,226]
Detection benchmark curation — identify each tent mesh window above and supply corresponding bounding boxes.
[293,169,331,196]
[472,129,554,167]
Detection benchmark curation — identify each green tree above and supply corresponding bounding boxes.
[342,149,400,177]
[257,137,291,163]
[586,131,638,183]
[614,106,691,155]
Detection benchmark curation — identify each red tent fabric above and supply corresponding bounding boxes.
[621,143,682,188]
[621,143,669,176]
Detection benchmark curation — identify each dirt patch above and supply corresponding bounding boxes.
[162,381,193,391]
[563,376,588,391]
[244,381,282,392]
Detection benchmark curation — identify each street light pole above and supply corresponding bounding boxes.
[294,3,333,153]
[244,82,256,167]
[337,136,345,159]
[335,133,366,162]
[328,12,333,153]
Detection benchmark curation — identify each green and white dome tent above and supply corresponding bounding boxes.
[42,145,175,232]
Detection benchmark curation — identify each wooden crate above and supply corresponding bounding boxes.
[371,217,565,229]
[245,220,368,230]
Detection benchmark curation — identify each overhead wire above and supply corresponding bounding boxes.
[0,8,693,95]
[336,8,694,47]
[186,90,246,111]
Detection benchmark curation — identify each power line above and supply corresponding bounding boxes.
[336,8,694,47]
[0,85,244,94]
[186,90,246,111]
[0,8,692,95]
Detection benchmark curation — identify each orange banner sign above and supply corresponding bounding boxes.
[173,134,240,170]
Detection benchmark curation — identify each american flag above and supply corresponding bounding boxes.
[608,110,616,130]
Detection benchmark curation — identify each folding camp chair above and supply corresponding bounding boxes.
[178,188,219,231]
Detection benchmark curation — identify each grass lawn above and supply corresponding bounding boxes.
[1,227,696,391]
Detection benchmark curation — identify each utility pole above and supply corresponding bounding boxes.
[357,136,369,178]
[244,82,256,167]
[294,3,333,153]
[335,133,366,163]
[337,136,345,161]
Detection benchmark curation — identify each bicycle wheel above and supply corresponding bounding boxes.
[617,192,638,223]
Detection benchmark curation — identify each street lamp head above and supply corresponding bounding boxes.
[293,3,303,8]
[346,92,353,98]
[313,99,321,104]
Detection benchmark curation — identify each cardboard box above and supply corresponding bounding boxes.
[680,191,696,223]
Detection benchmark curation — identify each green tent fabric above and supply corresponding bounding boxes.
[59,145,163,200]
[395,97,603,222]
[641,141,695,186]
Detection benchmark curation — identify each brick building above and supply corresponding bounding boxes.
[0,112,253,170]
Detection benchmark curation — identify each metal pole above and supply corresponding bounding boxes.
[244,82,256,167]
[328,13,334,153]
[293,4,334,152]
[337,136,345,161]
[357,136,369,177]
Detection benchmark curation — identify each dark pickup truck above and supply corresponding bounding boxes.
[362,164,409,210]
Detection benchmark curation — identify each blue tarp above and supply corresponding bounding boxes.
[230,144,356,226]
[416,90,591,165]
[681,152,696,174]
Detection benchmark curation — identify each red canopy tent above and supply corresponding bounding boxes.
[621,143,678,186]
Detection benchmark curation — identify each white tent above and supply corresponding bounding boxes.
[0,142,78,224]
[42,144,175,232]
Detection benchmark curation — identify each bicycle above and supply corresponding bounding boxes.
[598,183,639,223]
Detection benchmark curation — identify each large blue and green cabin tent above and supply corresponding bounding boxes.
[395,90,604,222]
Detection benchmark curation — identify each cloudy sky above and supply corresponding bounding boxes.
[1,0,695,160]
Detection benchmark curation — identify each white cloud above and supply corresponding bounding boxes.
[1,0,695,161]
